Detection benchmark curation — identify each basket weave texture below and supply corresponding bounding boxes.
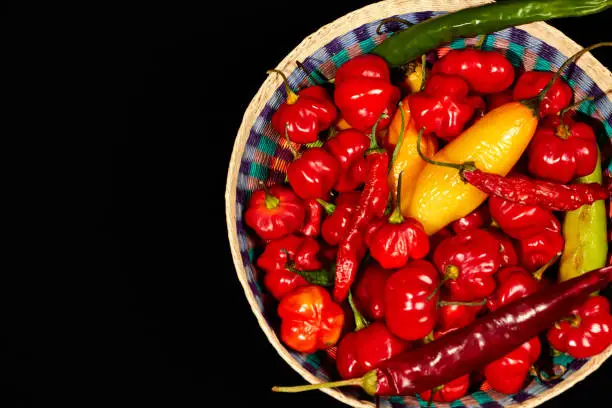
[225,1,612,407]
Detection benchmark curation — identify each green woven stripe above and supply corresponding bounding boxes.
[305,352,321,368]
[553,352,574,367]
[534,57,552,71]
[506,42,525,67]
[359,37,377,54]
[472,391,495,405]
[257,134,277,157]
[450,400,465,408]
[482,35,495,51]
[450,38,466,49]
[578,99,597,116]
[249,162,269,181]
[331,49,350,67]
[603,121,612,137]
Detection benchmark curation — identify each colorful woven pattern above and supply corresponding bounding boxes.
[233,11,612,408]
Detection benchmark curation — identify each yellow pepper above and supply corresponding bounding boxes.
[405,102,538,235]
[387,98,437,211]
[402,60,425,94]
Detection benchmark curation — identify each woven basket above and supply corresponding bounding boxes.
[225,1,612,407]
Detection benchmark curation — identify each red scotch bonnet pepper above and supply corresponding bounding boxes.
[269,69,337,144]
[436,294,485,332]
[353,263,393,321]
[484,337,541,394]
[333,55,400,132]
[318,192,361,246]
[286,143,340,200]
[512,70,573,117]
[489,193,561,240]
[485,227,519,267]
[245,184,305,240]
[324,128,370,192]
[517,229,564,272]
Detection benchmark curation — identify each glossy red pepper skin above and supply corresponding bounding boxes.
[486,90,513,111]
[287,147,340,200]
[364,216,430,269]
[527,115,599,184]
[437,295,484,332]
[354,263,393,321]
[334,55,400,132]
[486,227,519,267]
[512,71,573,117]
[373,265,612,396]
[433,229,502,301]
[334,148,390,303]
[547,295,612,359]
[450,205,491,234]
[278,285,345,353]
[432,49,515,94]
[489,194,560,240]
[408,73,476,140]
[320,192,361,246]
[299,199,323,237]
[324,129,370,192]
[245,185,305,240]
[484,337,541,395]
[517,229,564,272]
[336,322,409,379]
[486,266,543,312]
[429,227,454,255]
[384,260,440,341]
[271,85,337,144]
[419,374,470,403]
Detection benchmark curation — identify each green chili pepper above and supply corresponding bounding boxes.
[559,150,608,282]
[372,0,612,67]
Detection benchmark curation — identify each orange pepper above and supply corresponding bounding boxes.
[406,102,538,235]
[335,115,352,130]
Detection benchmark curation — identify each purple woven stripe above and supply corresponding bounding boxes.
[248,279,259,294]
[239,160,250,175]
[587,81,607,100]
[354,24,370,42]
[481,402,504,408]
[413,10,435,21]
[236,188,247,206]
[324,37,343,57]
[537,41,559,63]
[509,27,528,45]
[260,104,276,121]
[569,358,588,371]
[247,129,262,147]
[511,391,533,403]
[268,169,287,184]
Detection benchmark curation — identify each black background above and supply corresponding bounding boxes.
[83,1,612,408]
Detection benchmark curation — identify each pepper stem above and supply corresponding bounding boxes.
[316,198,336,215]
[368,113,389,151]
[416,127,476,171]
[272,370,378,396]
[532,252,562,281]
[426,265,459,301]
[267,69,299,104]
[260,180,280,210]
[348,291,369,331]
[388,171,405,224]
[295,60,330,86]
[438,299,486,307]
[375,16,412,35]
[474,34,487,49]
[419,54,427,92]
[284,124,299,159]
[390,101,406,167]
[558,96,595,118]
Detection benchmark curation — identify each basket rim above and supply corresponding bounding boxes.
[225,1,612,407]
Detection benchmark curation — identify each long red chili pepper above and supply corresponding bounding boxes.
[333,114,390,303]
[272,264,611,396]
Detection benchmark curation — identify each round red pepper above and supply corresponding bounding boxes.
[384,260,440,341]
[512,71,573,117]
[433,229,502,301]
[244,185,305,240]
[429,227,454,255]
[353,263,393,321]
[432,49,515,94]
[489,193,561,240]
[286,147,340,200]
[450,204,491,234]
[527,114,599,183]
[334,55,401,132]
[408,73,476,140]
[324,129,370,192]
[436,295,485,332]
[269,70,337,144]
[484,337,541,395]
[485,227,519,267]
[517,229,564,272]
[278,285,345,353]
[318,192,361,246]
[547,295,612,359]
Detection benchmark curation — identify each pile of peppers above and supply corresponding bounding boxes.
[241,0,612,404]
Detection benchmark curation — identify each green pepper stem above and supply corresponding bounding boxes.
[419,54,427,92]
[426,265,459,302]
[348,291,369,331]
[558,96,595,117]
[416,127,475,171]
[368,113,389,151]
[267,69,299,104]
[532,252,562,281]
[474,34,487,50]
[438,299,487,307]
[295,60,330,86]
[272,370,378,395]
[284,124,299,159]
[388,171,405,224]
[390,101,406,167]
[316,198,336,215]
[375,16,412,35]
[260,180,280,210]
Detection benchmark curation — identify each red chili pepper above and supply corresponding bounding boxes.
[286,145,340,200]
[527,113,599,183]
[436,295,485,332]
[318,192,361,246]
[354,262,393,321]
[484,337,542,395]
[450,204,491,234]
[269,70,337,144]
[384,260,440,341]
[547,295,612,359]
[334,116,391,303]
[244,184,305,240]
[334,55,401,132]
[485,227,519,267]
[486,90,513,111]
[299,199,323,237]
[433,229,502,301]
[432,49,515,94]
[489,193,561,240]
[364,176,430,269]
[517,229,564,272]
[408,73,476,140]
[273,265,612,396]
[277,285,345,353]
[512,71,573,117]
[324,129,370,192]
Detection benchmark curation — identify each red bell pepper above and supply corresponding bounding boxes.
[485,227,519,267]
[408,73,477,140]
[432,229,502,301]
[527,114,599,183]
[278,285,345,353]
[484,337,542,394]
[517,229,564,272]
[318,192,361,246]
[489,193,561,240]
[384,260,440,341]
[334,55,401,132]
[324,129,370,192]
[299,199,323,237]
[450,204,491,234]
[245,184,305,240]
[353,263,393,321]
[432,49,515,94]
[547,295,612,359]
[512,71,573,117]
[269,69,337,144]
[286,146,340,200]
